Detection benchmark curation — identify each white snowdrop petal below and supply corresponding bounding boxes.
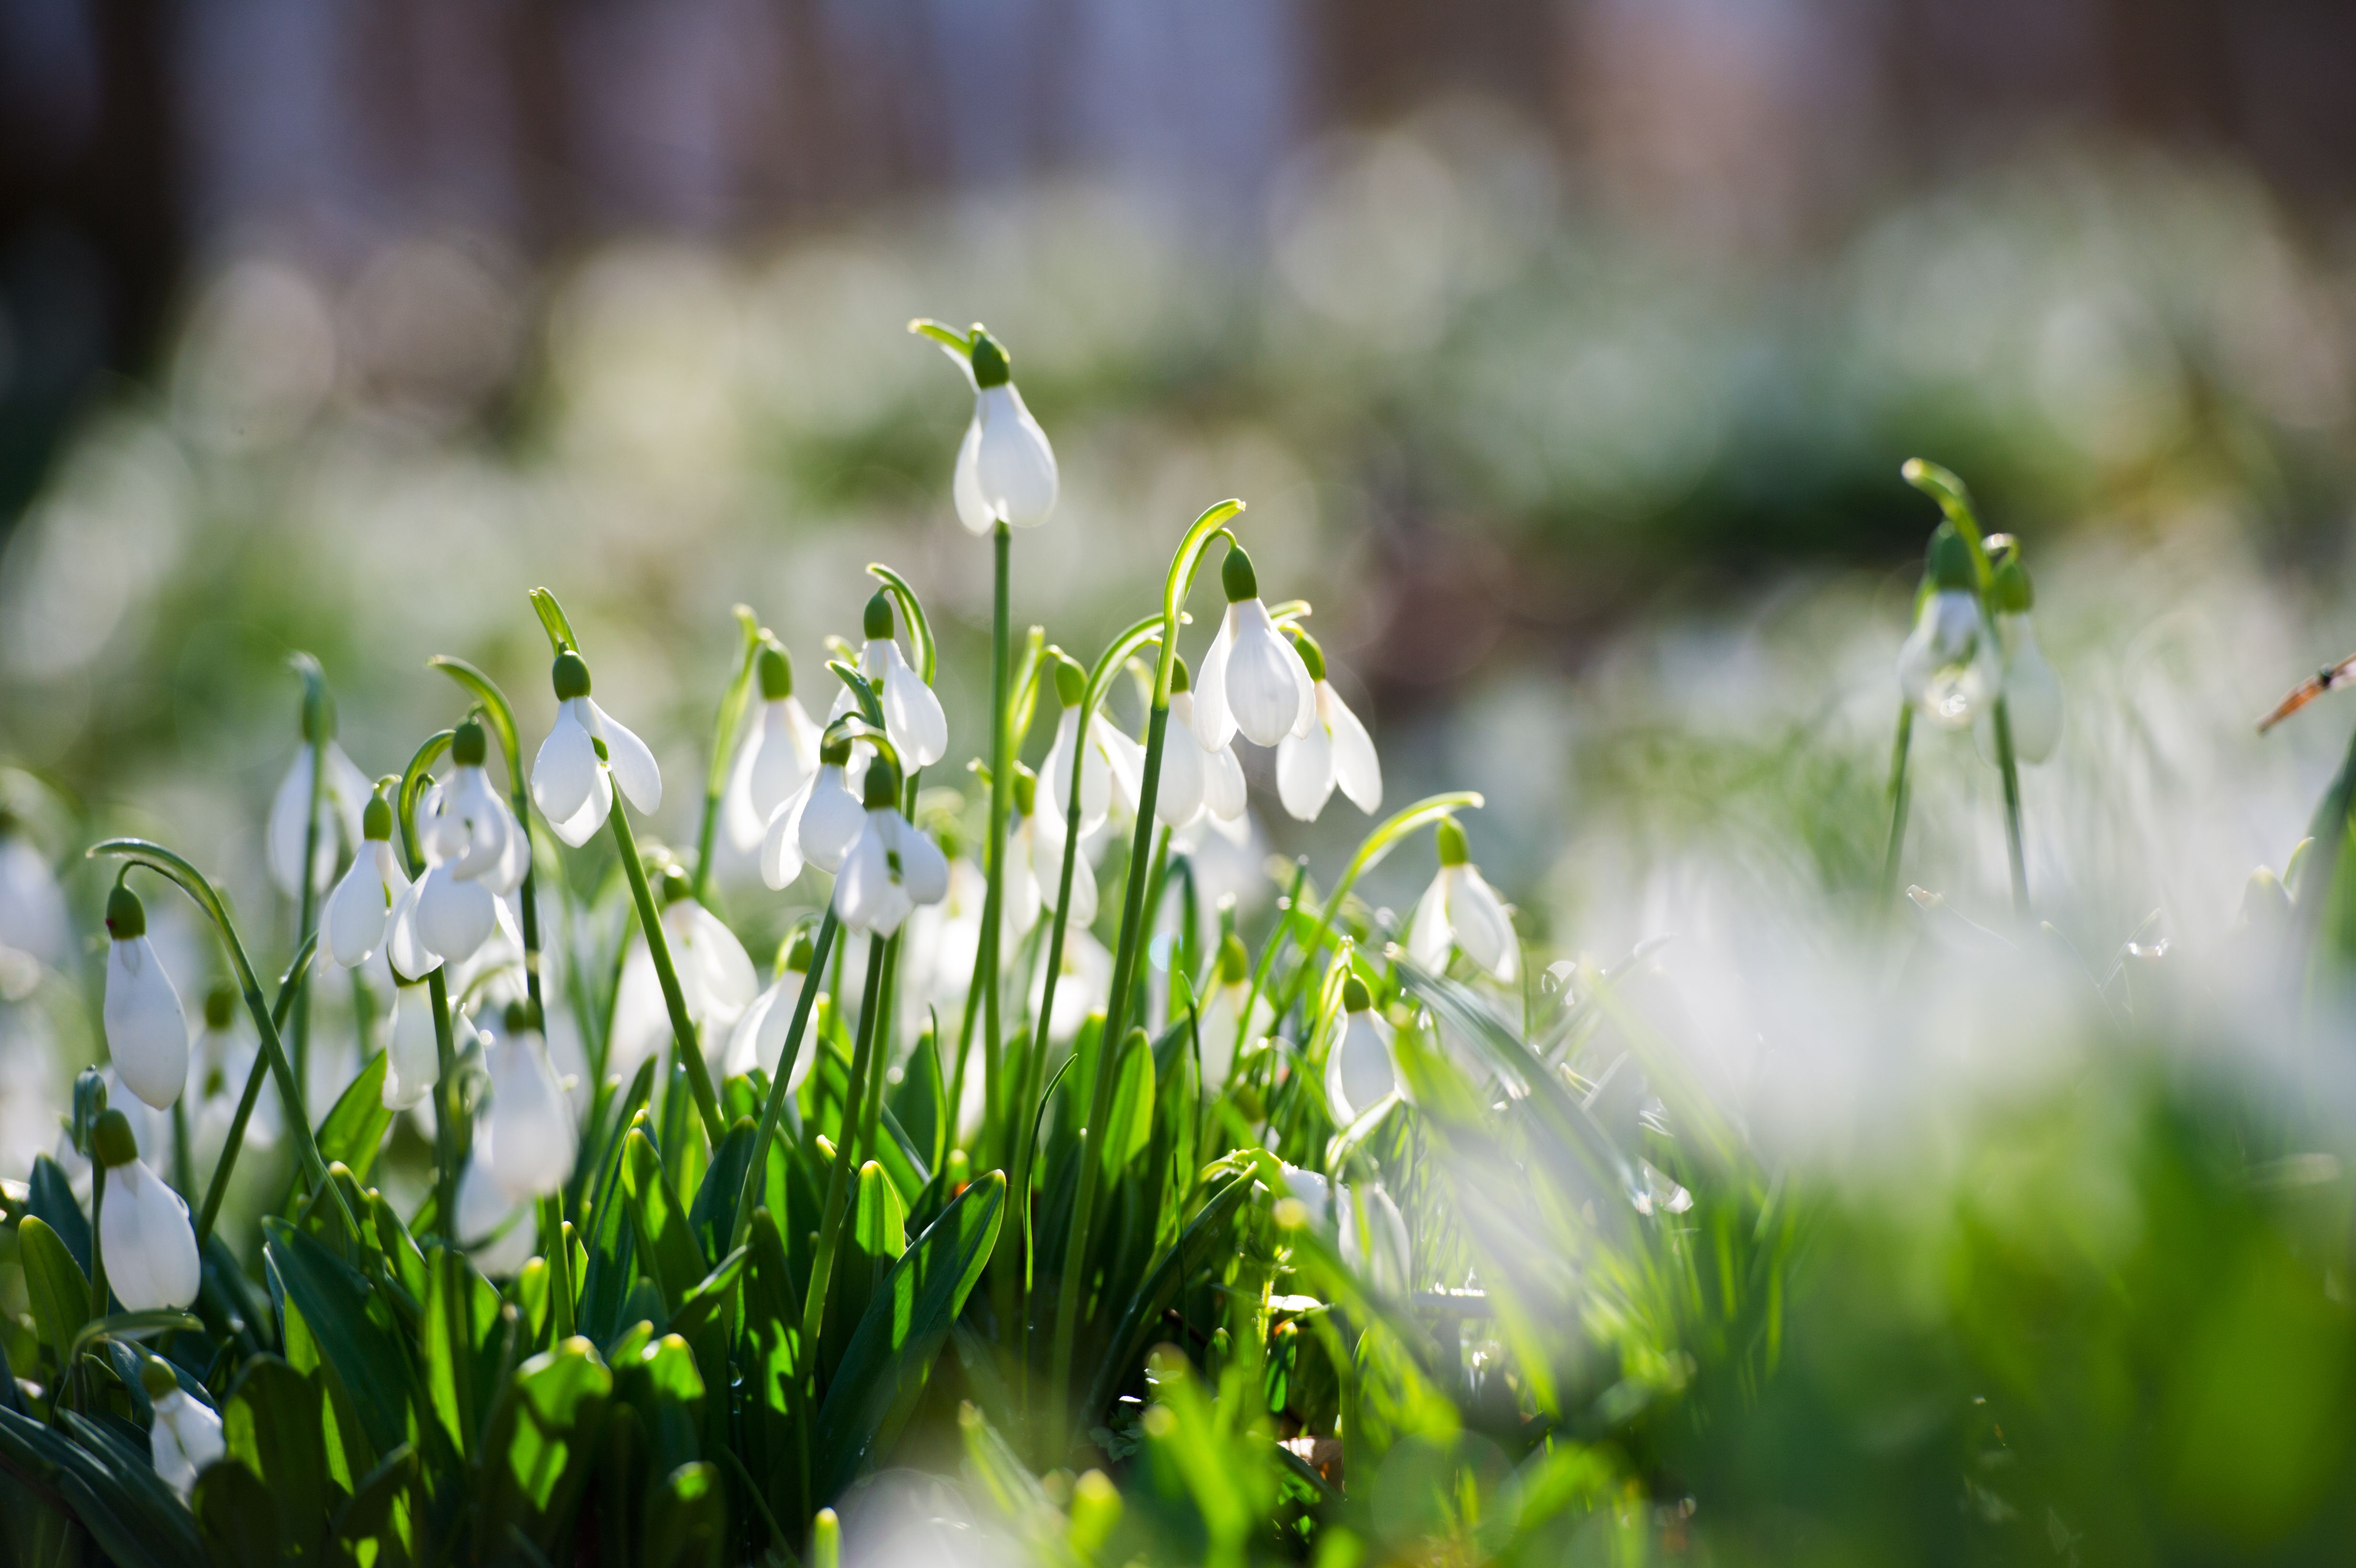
[1191,612,1238,749]
[1406,872,1454,973]
[101,1162,200,1309]
[897,819,951,906]
[800,769,866,873]
[1094,718,1145,816]
[416,865,498,967]
[481,1036,574,1202]
[952,411,994,534]
[1225,601,1310,748]
[383,985,441,1109]
[150,1388,224,1501]
[531,703,600,825]
[325,853,391,968]
[1275,724,1336,822]
[974,384,1058,527]
[1203,742,1248,822]
[1446,865,1519,982]
[1324,687,1382,813]
[590,701,663,815]
[1006,823,1043,936]
[685,904,760,1018]
[1326,1011,1399,1126]
[105,938,190,1110]
[266,751,321,896]
[385,873,440,979]
[1155,719,1206,827]
[760,775,815,889]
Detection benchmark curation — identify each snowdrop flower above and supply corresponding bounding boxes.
[1030,928,1112,1043]
[831,594,948,769]
[92,1109,200,1310]
[726,931,815,1081]
[186,988,273,1161]
[325,784,410,969]
[1158,659,1248,831]
[478,1002,576,1203]
[760,733,866,890]
[1407,818,1518,983]
[456,1155,535,1276]
[1324,977,1399,1126]
[1974,552,2063,765]
[411,720,527,967]
[1895,523,1996,729]
[1041,659,1143,840]
[51,1068,164,1202]
[1192,932,1261,1084]
[724,641,821,853]
[1009,767,1095,933]
[0,817,70,982]
[610,870,760,1080]
[1276,1163,1412,1296]
[905,851,986,1013]
[383,980,444,1110]
[1191,545,1315,751]
[946,325,1058,534]
[531,651,661,847]
[103,884,189,1111]
[265,708,371,896]
[1275,631,1381,823]
[142,1358,222,1502]
[834,763,951,937]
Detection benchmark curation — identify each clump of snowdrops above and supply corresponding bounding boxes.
[8,325,2356,1568]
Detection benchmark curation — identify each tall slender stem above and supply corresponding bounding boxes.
[291,714,327,1103]
[1878,702,1915,911]
[974,523,1014,1165]
[192,938,315,1252]
[608,803,727,1149]
[728,908,840,1254]
[540,1194,575,1344]
[1992,696,2029,917]
[426,964,474,1457]
[798,936,891,1365]
[88,1170,108,1319]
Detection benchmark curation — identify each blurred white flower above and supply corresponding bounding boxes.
[610,884,758,1081]
[0,829,70,983]
[725,644,821,853]
[759,738,865,891]
[726,939,815,1082]
[383,981,443,1111]
[1975,558,2063,766]
[1031,928,1112,1042]
[1407,818,1517,983]
[1161,681,1249,831]
[1192,546,1315,750]
[1042,694,1143,840]
[145,1363,223,1502]
[326,831,411,969]
[1277,1162,1412,1296]
[831,596,948,770]
[456,1155,535,1276]
[532,653,660,847]
[948,326,1058,533]
[266,740,371,897]
[185,989,274,1164]
[1895,527,1996,729]
[103,885,190,1111]
[478,1007,575,1203]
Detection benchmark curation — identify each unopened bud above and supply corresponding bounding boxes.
[758,642,794,700]
[1217,931,1249,987]
[362,786,394,842]
[552,651,592,701]
[105,882,146,940]
[92,1108,138,1168]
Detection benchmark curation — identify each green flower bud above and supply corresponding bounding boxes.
[969,326,1011,390]
[552,650,592,700]
[758,642,794,700]
[92,1107,139,1168]
[863,592,894,642]
[1991,553,2034,615]
[452,718,489,767]
[1341,974,1372,1013]
[659,865,694,906]
[863,757,903,808]
[1287,628,1327,683]
[205,986,236,1032]
[106,882,146,940]
[1221,544,1260,605]
[1054,659,1085,708]
[1436,817,1470,867]
[504,998,543,1035]
[1926,523,1976,593]
[785,932,815,972]
[1217,931,1250,987]
[362,786,394,842]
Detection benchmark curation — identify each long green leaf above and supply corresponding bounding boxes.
[18,1217,90,1368]
[261,1218,411,1459]
[622,1129,708,1313]
[312,1050,393,1180]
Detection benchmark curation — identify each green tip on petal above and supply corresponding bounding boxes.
[863,759,903,808]
[1287,627,1327,683]
[1054,659,1085,708]
[969,326,1011,389]
[552,650,592,701]
[92,1108,138,1168]
[105,882,145,940]
[1926,523,1976,593]
[1221,544,1260,605]
[205,986,236,1032]
[363,787,394,843]
[1341,974,1372,1013]
[863,592,894,642]
[758,642,794,700]
[452,718,489,767]
[1436,817,1470,867]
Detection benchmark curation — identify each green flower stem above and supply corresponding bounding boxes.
[425,962,473,1457]
[727,907,840,1255]
[291,655,330,1101]
[1992,697,2029,916]
[169,1099,193,1202]
[797,934,892,1365]
[86,841,354,1240]
[430,656,545,1012]
[88,1164,108,1319]
[192,933,317,1252]
[608,801,728,1150]
[1878,702,1914,911]
[981,522,1012,1165]
[692,606,763,904]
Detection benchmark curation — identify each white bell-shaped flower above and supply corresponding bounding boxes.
[724,644,822,853]
[1167,685,1249,831]
[144,1360,223,1501]
[1023,789,1100,932]
[904,855,986,1013]
[1040,667,1144,840]
[102,885,190,1111]
[1029,928,1111,1042]
[609,876,760,1081]
[478,1003,576,1203]
[0,827,71,974]
[1973,553,2062,766]
[531,652,662,848]
[1894,527,1996,730]
[834,768,951,937]
[93,1111,200,1310]
[726,933,816,1081]
[1191,546,1315,751]
[831,595,949,769]
[266,737,371,896]
[456,1155,536,1276]
[1406,818,1518,983]
[383,980,443,1110]
[1275,632,1382,822]
[325,786,411,968]
[948,327,1058,534]
[1323,978,1399,1126]
[1276,1163,1413,1296]
[759,737,865,890]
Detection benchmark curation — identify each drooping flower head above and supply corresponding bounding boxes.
[725,639,821,853]
[1158,656,1249,831]
[382,979,445,1111]
[410,719,527,967]
[142,1356,223,1502]
[266,684,371,897]
[477,999,576,1203]
[1896,522,1996,729]
[1192,544,1316,751]
[728,928,817,1081]
[102,882,189,1111]
[0,809,71,979]
[1275,629,1382,823]
[835,755,951,936]
[832,594,948,770]
[1407,817,1518,983]
[531,649,661,847]
[1976,546,2063,765]
[761,730,866,890]
[326,780,411,969]
[610,865,759,1082]
[1324,974,1400,1127]
[92,1107,200,1310]
[1041,655,1142,843]
[936,323,1058,534]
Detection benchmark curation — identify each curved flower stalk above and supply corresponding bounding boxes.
[1193,544,1316,750]
[835,757,951,937]
[477,1001,575,1202]
[92,1108,200,1310]
[760,732,865,889]
[1276,629,1382,822]
[912,319,1059,534]
[1895,522,1997,729]
[1407,816,1518,983]
[102,882,190,1111]
[143,1357,222,1502]
[1158,657,1248,831]
[831,592,948,771]
[530,650,661,847]
[1975,550,2062,766]
[726,929,816,1080]
[324,782,410,968]
[1324,974,1400,1125]
[610,867,758,1080]
[724,638,821,853]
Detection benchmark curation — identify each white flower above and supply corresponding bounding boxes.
[759,746,865,890]
[267,740,372,897]
[102,886,190,1111]
[0,829,71,976]
[1029,928,1111,1042]
[903,857,986,1013]
[1020,802,1098,931]
[1041,703,1143,841]
[950,330,1058,533]
[144,1364,223,1503]
[1276,1163,1412,1296]
[326,837,411,969]
[478,1009,575,1203]
[609,889,759,1082]
[724,647,821,852]
[1275,638,1381,822]
[1159,687,1249,830]
[1975,611,2063,766]
[98,1148,201,1310]
[1191,548,1314,750]
[726,940,815,1081]
[186,993,274,1163]
[1896,588,1997,729]
[835,795,951,938]
[831,598,949,769]
[531,654,661,847]
[383,981,443,1110]
[456,1156,535,1276]
[1324,981,1399,1126]
[1407,819,1518,983]
[1192,935,1263,1087]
